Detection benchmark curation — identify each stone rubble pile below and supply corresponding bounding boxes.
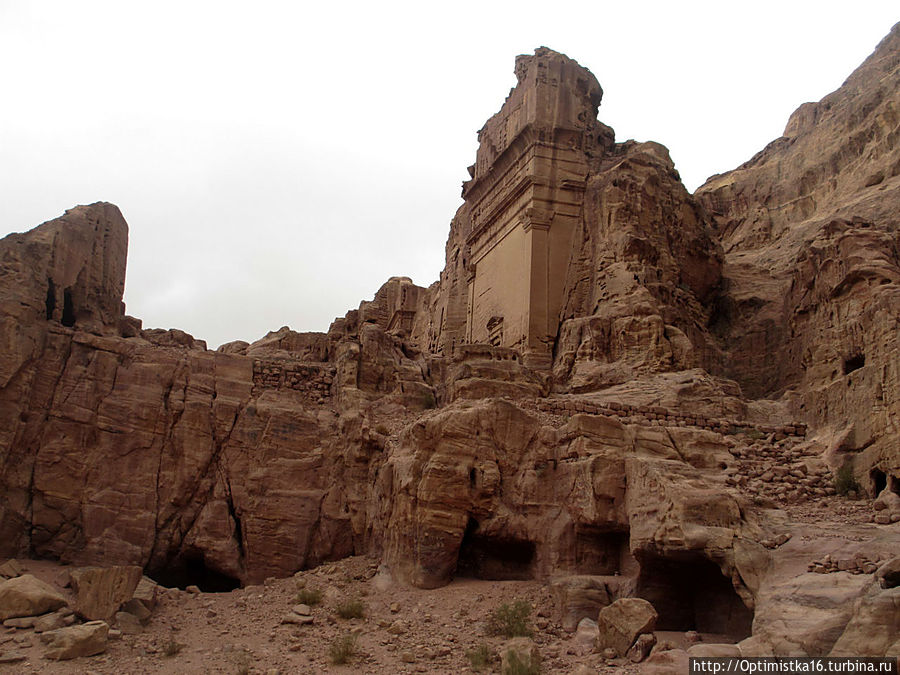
[727,438,835,504]
[0,561,161,663]
[807,553,884,575]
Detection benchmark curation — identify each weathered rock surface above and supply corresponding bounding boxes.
[42,619,109,660]
[0,574,67,620]
[0,26,899,667]
[695,22,900,492]
[596,597,657,657]
[70,565,142,621]
[830,586,900,657]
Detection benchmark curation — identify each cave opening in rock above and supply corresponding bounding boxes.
[871,468,887,496]
[456,518,535,580]
[843,353,865,374]
[45,279,56,320]
[635,552,753,639]
[61,288,76,327]
[574,526,629,575]
[149,550,241,593]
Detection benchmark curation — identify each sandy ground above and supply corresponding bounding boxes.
[2,556,658,674]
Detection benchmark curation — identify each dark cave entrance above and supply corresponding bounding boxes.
[61,288,76,327]
[149,549,241,593]
[45,279,56,320]
[872,468,887,496]
[843,353,865,375]
[635,552,753,639]
[871,468,900,498]
[456,518,536,580]
[574,526,629,575]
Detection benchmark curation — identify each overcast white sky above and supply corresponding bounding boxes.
[1,2,897,348]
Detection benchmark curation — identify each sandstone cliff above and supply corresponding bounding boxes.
[696,22,900,492]
[1,30,899,661]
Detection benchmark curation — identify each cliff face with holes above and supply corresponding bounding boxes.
[1,28,900,659]
[695,22,900,487]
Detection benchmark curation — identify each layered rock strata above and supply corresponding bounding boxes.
[1,30,899,660]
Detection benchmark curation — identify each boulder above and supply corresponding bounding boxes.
[0,574,67,620]
[43,620,109,660]
[551,575,614,632]
[70,566,142,621]
[627,633,657,662]
[132,576,160,610]
[0,560,24,579]
[114,610,144,635]
[597,598,658,657]
[875,557,900,589]
[571,617,599,656]
[830,587,900,657]
[33,610,70,633]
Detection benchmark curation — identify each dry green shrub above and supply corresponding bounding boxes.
[329,633,358,664]
[335,597,365,619]
[466,643,492,671]
[486,600,532,638]
[295,586,323,606]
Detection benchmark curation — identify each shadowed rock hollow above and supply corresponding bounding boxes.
[2,27,900,663]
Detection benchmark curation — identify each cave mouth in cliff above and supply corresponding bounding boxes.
[61,288,76,327]
[456,519,535,580]
[575,526,628,575]
[843,353,865,375]
[635,552,753,639]
[45,279,56,320]
[871,468,900,497]
[872,468,887,495]
[149,550,241,593]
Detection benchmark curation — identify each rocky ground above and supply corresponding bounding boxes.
[2,482,896,675]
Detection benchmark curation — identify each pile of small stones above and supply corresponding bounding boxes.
[807,552,883,575]
[726,438,835,504]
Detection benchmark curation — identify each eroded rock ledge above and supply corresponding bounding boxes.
[2,28,900,660]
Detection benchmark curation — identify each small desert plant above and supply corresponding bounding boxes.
[162,635,184,657]
[295,586,323,606]
[375,423,390,435]
[486,600,532,638]
[503,649,540,675]
[744,427,765,441]
[466,643,492,671]
[335,597,365,619]
[834,463,860,496]
[329,633,358,665]
[234,653,251,675]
